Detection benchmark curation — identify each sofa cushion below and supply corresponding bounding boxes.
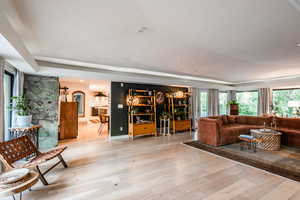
[246,116,271,125]
[276,117,300,130]
[236,116,248,124]
[279,128,300,135]
[222,115,229,125]
[246,116,259,125]
[220,124,264,145]
[278,127,300,147]
[228,116,237,124]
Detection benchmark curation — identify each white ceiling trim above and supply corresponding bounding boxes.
[36,60,234,90]
[35,56,233,85]
[234,74,300,85]
[36,56,300,89]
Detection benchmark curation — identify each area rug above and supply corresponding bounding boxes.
[184,141,300,182]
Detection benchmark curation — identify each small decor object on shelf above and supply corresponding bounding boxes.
[59,86,69,102]
[156,91,165,104]
[229,100,239,115]
[9,95,32,127]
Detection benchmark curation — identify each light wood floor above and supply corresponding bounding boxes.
[60,120,108,145]
[7,132,300,200]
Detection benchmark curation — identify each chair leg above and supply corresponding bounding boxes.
[98,124,103,134]
[58,154,68,168]
[99,124,104,135]
[36,165,49,185]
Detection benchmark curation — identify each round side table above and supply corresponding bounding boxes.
[250,129,282,151]
[0,171,39,200]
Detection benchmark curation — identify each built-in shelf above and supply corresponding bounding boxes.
[131,104,153,106]
[132,113,154,116]
[168,92,191,133]
[134,95,154,98]
[173,104,188,107]
[128,89,157,139]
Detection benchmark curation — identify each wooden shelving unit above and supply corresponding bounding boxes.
[168,92,192,134]
[127,89,157,138]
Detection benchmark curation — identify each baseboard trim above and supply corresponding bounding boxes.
[109,135,129,141]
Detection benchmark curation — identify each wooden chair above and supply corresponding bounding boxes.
[0,136,68,185]
[99,114,109,135]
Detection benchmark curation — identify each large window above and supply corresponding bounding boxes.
[4,71,14,141]
[236,91,258,116]
[219,92,228,115]
[200,91,208,117]
[272,89,300,117]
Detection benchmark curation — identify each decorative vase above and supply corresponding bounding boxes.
[16,115,32,127]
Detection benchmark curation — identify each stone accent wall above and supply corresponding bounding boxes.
[24,74,59,149]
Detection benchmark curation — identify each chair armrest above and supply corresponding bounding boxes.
[198,118,222,146]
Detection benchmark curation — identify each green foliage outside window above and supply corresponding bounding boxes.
[272,89,300,117]
[236,91,258,116]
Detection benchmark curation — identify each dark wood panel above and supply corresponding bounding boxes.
[60,102,78,139]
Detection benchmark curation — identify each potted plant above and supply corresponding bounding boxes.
[9,95,32,127]
[229,100,239,115]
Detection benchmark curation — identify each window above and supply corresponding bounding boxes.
[4,71,14,141]
[236,91,258,116]
[219,92,228,115]
[272,89,300,117]
[200,91,208,117]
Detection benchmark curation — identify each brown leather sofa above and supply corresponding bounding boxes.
[198,115,300,148]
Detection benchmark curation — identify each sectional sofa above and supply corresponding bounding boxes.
[198,115,300,148]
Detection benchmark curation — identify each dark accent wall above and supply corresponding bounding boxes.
[110,82,188,137]
[24,74,59,149]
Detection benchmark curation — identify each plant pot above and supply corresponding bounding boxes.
[230,104,239,115]
[16,115,32,127]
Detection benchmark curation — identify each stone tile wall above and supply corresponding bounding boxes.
[24,74,59,149]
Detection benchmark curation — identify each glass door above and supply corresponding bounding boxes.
[4,71,14,141]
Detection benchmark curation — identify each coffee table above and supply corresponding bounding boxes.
[0,170,39,200]
[250,129,282,151]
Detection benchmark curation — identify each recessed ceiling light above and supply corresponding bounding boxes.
[79,80,84,82]
[137,26,148,33]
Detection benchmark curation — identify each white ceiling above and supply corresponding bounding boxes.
[6,0,300,84]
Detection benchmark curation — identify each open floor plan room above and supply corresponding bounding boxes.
[4,133,300,200]
[2,1,300,199]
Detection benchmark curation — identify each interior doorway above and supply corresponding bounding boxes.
[59,78,110,143]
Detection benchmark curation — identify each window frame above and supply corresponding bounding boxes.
[219,91,228,115]
[199,90,208,117]
[4,70,14,140]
